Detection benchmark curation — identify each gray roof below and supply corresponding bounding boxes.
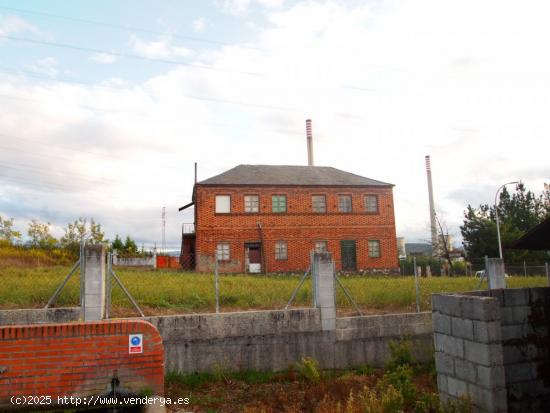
[197,165,393,187]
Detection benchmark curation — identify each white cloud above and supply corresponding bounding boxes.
[217,0,283,15]
[25,57,58,77]
[192,17,206,33]
[2,0,550,248]
[89,52,117,64]
[130,35,194,59]
[0,14,40,36]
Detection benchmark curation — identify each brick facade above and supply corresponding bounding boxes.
[194,185,398,273]
[0,320,164,409]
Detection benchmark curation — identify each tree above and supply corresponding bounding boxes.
[111,234,124,251]
[124,236,138,254]
[435,214,454,274]
[60,217,106,255]
[0,215,21,245]
[460,183,549,263]
[27,219,58,249]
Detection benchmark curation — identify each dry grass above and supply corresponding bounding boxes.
[0,266,546,314]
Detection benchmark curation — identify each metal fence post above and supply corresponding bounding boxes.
[546,262,549,287]
[414,256,420,313]
[214,256,219,314]
[523,260,527,277]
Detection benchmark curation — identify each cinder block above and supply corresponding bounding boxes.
[437,373,448,394]
[504,289,530,307]
[529,287,550,305]
[434,351,454,375]
[434,333,464,359]
[451,317,474,340]
[454,358,477,383]
[447,376,468,398]
[501,324,525,341]
[473,320,502,343]
[464,340,503,366]
[477,364,505,388]
[512,306,531,324]
[433,312,452,335]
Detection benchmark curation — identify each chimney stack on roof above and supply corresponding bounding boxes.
[306,119,314,166]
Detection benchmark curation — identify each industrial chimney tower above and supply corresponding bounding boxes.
[306,119,314,166]
[425,156,438,256]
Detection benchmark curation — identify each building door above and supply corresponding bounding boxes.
[340,240,357,271]
[245,242,262,273]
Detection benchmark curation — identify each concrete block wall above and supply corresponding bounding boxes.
[142,309,434,374]
[497,288,550,412]
[0,307,80,325]
[432,293,507,412]
[433,287,550,413]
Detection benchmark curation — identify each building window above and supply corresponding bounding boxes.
[368,240,380,258]
[272,195,287,213]
[338,195,352,213]
[216,242,230,261]
[365,195,379,213]
[275,241,287,260]
[244,195,259,213]
[215,195,231,213]
[314,241,328,253]
[312,195,326,213]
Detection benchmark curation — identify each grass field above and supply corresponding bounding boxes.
[0,266,547,316]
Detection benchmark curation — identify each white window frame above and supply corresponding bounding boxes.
[365,195,379,213]
[338,195,352,213]
[312,195,327,213]
[216,242,230,261]
[275,241,288,260]
[244,195,259,213]
[368,240,380,258]
[215,195,231,213]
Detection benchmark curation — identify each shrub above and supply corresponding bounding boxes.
[295,357,321,383]
[378,365,416,407]
[385,338,414,372]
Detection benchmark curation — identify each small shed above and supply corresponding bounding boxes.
[510,217,550,250]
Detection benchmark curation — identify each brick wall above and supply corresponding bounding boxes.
[195,185,398,272]
[0,320,164,409]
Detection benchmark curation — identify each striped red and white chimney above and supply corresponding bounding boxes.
[306,119,314,166]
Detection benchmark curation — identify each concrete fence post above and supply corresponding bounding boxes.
[312,252,336,331]
[485,257,506,290]
[82,244,106,321]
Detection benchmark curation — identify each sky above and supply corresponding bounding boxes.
[0,0,549,252]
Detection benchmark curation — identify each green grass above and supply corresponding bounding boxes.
[0,266,547,313]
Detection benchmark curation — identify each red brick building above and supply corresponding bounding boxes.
[180,164,398,273]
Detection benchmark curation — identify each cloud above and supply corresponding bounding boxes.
[25,57,58,77]
[130,35,194,59]
[217,0,283,15]
[0,14,40,36]
[89,52,117,64]
[192,17,206,33]
[2,0,550,249]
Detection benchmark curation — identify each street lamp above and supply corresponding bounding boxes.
[495,181,520,259]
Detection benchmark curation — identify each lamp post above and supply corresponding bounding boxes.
[495,181,519,259]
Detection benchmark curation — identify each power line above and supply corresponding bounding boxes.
[0,34,265,77]
[0,67,297,112]
[0,5,266,53]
